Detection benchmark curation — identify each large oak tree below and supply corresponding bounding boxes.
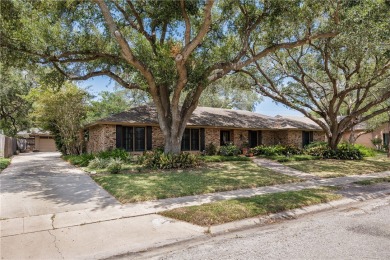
[241,1,390,149]
[1,0,340,153]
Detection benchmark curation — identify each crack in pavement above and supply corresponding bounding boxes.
[51,214,56,229]
[48,230,64,259]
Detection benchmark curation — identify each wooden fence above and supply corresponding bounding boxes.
[0,134,27,158]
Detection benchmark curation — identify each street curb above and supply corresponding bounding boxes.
[207,188,390,235]
[105,189,390,260]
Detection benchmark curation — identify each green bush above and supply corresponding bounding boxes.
[305,145,329,157]
[88,158,109,169]
[0,158,11,171]
[202,155,250,162]
[96,148,131,162]
[252,145,302,156]
[138,150,201,169]
[205,142,218,156]
[63,154,95,167]
[352,144,376,157]
[107,158,123,174]
[304,143,362,160]
[304,141,328,149]
[219,143,240,156]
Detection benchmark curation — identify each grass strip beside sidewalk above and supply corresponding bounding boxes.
[354,177,390,186]
[160,187,342,226]
[0,158,11,172]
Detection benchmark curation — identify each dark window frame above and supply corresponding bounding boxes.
[122,126,146,152]
[302,131,314,147]
[220,130,231,146]
[181,128,201,151]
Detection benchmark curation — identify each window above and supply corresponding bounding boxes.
[122,126,146,152]
[249,130,262,148]
[220,130,231,146]
[181,128,201,151]
[302,131,314,147]
[384,133,389,148]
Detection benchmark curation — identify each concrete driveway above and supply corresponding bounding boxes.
[0,152,119,219]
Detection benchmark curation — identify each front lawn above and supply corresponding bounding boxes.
[160,187,341,226]
[0,158,11,172]
[354,177,390,186]
[92,161,300,203]
[283,155,390,178]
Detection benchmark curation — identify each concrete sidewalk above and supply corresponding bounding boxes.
[252,157,320,180]
[2,170,390,238]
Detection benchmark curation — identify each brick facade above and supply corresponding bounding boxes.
[152,126,165,148]
[204,128,220,147]
[86,123,326,153]
[86,124,116,153]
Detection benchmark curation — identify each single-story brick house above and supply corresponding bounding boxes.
[84,106,326,154]
[341,122,390,149]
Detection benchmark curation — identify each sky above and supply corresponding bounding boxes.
[77,76,304,117]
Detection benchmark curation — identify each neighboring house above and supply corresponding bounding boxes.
[341,122,390,149]
[84,106,326,153]
[17,129,57,152]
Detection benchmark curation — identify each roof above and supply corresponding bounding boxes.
[88,105,323,131]
[17,128,53,138]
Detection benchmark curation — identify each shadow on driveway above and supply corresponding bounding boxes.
[0,152,119,218]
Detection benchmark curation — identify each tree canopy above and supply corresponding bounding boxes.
[241,1,390,149]
[0,64,34,136]
[1,0,353,152]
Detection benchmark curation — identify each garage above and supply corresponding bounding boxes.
[36,136,57,152]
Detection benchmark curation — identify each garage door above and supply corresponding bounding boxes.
[39,137,57,152]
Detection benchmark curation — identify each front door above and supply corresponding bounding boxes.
[302,131,313,147]
[220,130,231,146]
[249,131,258,148]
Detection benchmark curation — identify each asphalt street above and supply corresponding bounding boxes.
[133,196,390,260]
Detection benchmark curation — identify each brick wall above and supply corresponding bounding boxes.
[86,124,116,153]
[232,129,248,148]
[205,128,220,148]
[86,123,328,153]
[262,130,275,145]
[152,126,165,148]
[313,131,326,142]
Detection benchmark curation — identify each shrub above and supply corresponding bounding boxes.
[97,148,131,162]
[202,155,250,162]
[63,153,95,167]
[138,150,201,169]
[219,143,240,156]
[306,144,363,160]
[205,142,218,156]
[304,141,328,149]
[251,145,301,156]
[371,138,383,149]
[305,145,329,157]
[282,145,303,156]
[353,144,376,157]
[107,158,123,174]
[88,158,109,169]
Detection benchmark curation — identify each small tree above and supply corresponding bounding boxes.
[29,83,88,155]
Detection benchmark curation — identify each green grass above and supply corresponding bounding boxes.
[202,155,250,162]
[261,154,319,162]
[0,158,11,172]
[353,177,390,186]
[92,161,300,203]
[283,155,390,178]
[160,187,341,226]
